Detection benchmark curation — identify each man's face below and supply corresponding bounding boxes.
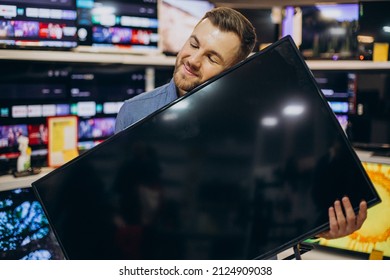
[173,18,241,96]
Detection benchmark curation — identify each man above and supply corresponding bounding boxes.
[115,7,367,246]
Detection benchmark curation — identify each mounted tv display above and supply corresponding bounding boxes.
[76,0,159,53]
[235,8,279,51]
[32,36,380,260]
[159,0,214,55]
[342,71,390,152]
[358,1,390,60]
[305,161,390,259]
[283,3,359,60]
[0,60,145,171]
[0,0,78,50]
[312,71,356,132]
[0,187,64,260]
[358,1,390,44]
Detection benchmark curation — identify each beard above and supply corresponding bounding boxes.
[173,57,203,95]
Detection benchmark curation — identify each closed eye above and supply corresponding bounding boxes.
[190,42,199,49]
[189,36,199,49]
[208,55,218,64]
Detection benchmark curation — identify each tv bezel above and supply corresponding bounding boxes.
[32,36,381,260]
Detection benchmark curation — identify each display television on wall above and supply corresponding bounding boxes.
[235,8,279,51]
[0,187,64,260]
[347,72,390,152]
[282,3,359,60]
[357,1,390,60]
[76,0,159,53]
[32,36,380,260]
[159,0,214,55]
[0,0,78,50]
[312,71,356,132]
[359,0,390,43]
[0,60,146,173]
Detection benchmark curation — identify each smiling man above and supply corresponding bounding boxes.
[114,7,255,131]
[173,15,243,97]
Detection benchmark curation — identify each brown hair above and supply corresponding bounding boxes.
[199,7,257,63]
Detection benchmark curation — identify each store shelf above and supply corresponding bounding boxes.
[1,49,390,70]
[0,167,54,192]
[306,60,390,71]
[0,49,176,66]
[355,150,390,165]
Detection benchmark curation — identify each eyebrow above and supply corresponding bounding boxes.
[190,35,225,64]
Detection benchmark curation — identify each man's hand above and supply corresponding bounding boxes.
[317,196,367,240]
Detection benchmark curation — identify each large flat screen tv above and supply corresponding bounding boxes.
[357,1,390,60]
[32,36,380,260]
[159,0,214,56]
[347,72,390,152]
[76,0,159,54]
[283,3,359,60]
[358,1,390,44]
[0,0,78,50]
[0,60,146,171]
[0,187,64,260]
[235,8,279,51]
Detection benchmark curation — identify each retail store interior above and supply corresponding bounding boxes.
[0,0,389,260]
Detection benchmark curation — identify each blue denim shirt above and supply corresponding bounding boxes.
[115,79,178,133]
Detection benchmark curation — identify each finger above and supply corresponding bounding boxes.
[341,196,357,229]
[356,200,368,229]
[317,205,340,239]
[327,206,339,238]
[332,199,347,236]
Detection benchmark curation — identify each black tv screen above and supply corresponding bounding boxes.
[357,1,390,60]
[32,36,380,260]
[347,72,390,151]
[235,8,279,51]
[76,0,159,54]
[0,187,64,260]
[159,0,215,55]
[358,1,390,44]
[294,3,359,60]
[0,0,77,50]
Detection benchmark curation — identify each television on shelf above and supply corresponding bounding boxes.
[0,0,78,50]
[312,71,356,132]
[346,72,390,153]
[304,161,390,259]
[0,60,146,172]
[0,187,64,260]
[78,116,116,151]
[357,1,390,61]
[282,3,359,60]
[358,1,390,44]
[0,124,29,159]
[159,0,214,55]
[32,36,380,260]
[235,8,279,51]
[75,0,159,54]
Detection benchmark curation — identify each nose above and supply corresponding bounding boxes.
[187,51,201,70]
